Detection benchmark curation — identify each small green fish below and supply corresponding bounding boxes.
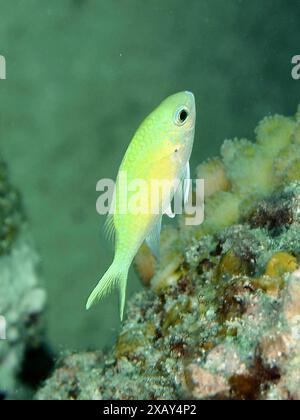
[86,91,196,319]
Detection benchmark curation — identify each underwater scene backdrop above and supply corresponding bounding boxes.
[0,0,300,399]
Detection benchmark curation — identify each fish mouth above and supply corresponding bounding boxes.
[184,90,194,98]
[184,90,195,101]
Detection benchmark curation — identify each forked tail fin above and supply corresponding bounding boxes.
[86,259,128,320]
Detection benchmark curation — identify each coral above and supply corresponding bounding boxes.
[0,155,51,399]
[196,158,230,198]
[37,105,300,400]
[263,270,300,400]
[189,113,300,240]
[34,352,104,401]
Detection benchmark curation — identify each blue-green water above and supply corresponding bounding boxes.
[0,0,299,355]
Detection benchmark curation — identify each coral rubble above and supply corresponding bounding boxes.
[37,105,300,400]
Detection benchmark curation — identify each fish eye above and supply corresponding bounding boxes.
[175,107,189,126]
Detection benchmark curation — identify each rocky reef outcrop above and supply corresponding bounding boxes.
[37,105,300,400]
[0,157,51,399]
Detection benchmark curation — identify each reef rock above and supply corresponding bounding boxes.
[0,156,49,399]
[37,105,300,400]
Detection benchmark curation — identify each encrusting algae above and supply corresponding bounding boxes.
[37,103,300,400]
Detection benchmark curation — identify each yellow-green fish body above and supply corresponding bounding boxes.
[86,91,196,319]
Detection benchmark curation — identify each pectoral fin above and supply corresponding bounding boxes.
[146,216,162,260]
[164,161,191,218]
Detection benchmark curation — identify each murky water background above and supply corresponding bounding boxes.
[0,0,299,352]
